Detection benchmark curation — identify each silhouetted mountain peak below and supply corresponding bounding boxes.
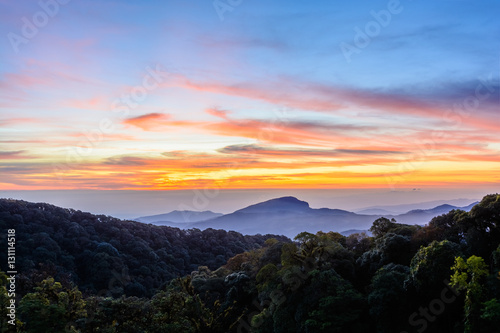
[235,196,310,214]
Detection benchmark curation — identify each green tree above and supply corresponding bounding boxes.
[346,232,373,257]
[303,270,365,333]
[368,264,410,333]
[293,231,353,276]
[458,194,500,259]
[148,276,238,333]
[19,277,86,333]
[406,240,461,295]
[450,255,489,333]
[280,242,301,267]
[426,209,466,243]
[256,264,278,291]
[480,298,500,332]
[370,217,398,238]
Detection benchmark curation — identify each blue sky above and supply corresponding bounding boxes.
[0,0,499,193]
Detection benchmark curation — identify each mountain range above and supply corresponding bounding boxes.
[134,210,223,224]
[135,196,478,238]
[354,198,478,215]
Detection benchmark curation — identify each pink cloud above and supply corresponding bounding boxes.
[122,113,173,130]
[175,76,345,112]
[63,96,108,110]
[167,75,500,132]
[0,150,32,160]
[205,107,231,119]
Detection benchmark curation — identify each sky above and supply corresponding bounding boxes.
[1,0,499,199]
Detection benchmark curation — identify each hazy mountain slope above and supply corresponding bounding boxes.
[145,197,479,238]
[356,208,397,215]
[135,210,223,224]
[394,202,478,225]
[356,198,478,214]
[183,197,378,238]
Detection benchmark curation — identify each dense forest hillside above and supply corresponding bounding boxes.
[0,199,288,297]
[1,194,499,333]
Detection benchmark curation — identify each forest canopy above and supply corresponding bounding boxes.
[0,199,288,298]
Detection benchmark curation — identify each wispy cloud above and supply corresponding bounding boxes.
[122,113,172,130]
[169,74,500,132]
[0,150,32,159]
[122,111,374,147]
[218,144,407,157]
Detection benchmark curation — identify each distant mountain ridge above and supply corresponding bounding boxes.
[136,197,478,238]
[392,202,477,225]
[355,198,478,214]
[135,210,223,224]
[356,208,398,215]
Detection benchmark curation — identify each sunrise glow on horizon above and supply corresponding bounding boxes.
[1,0,499,191]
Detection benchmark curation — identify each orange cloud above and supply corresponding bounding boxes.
[206,119,374,147]
[2,148,498,190]
[121,111,374,147]
[122,113,172,130]
[121,109,500,157]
